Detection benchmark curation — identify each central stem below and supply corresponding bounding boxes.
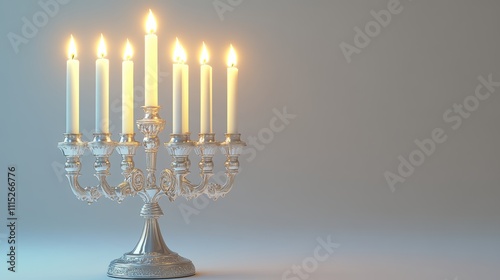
[137,106,165,190]
[145,147,158,188]
[128,202,172,255]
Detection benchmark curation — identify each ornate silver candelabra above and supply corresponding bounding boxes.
[58,106,245,279]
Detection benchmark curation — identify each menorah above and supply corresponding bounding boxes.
[58,108,245,278]
[58,9,245,278]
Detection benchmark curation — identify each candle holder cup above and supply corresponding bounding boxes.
[58,106,245,279]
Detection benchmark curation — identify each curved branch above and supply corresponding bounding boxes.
[66,174,102,204]
[204,173,236,201]
[179,174,210,200]
[161,171,213,202]
[97,168,145,203]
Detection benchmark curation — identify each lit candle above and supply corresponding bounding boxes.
[145,9,158,107]
[66,35,79,134]
[172,38,186,134]
[122,39,134,134]
[182,56,189,134]
[96,34,109,134]
[200,42,212,134]
[227,44,238,134]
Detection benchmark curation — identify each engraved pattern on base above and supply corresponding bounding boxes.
[108,253,195,279]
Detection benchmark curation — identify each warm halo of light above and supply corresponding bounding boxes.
[173,38,186,63]
[124,39,133,60]
[98,34,107,58]
[146,9,157,34]
[200,42,209,64]
[68,35,77,59]
[227,44,237,67]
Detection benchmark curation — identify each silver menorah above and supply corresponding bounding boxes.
[58,105,245,278]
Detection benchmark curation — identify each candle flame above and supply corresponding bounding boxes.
[98,34,107,58]
[173,38,186,63]
[200,42,209,64]
[227,44,237,67]
[124,39,133,60]
[68,35,77,59]
[146,9,157,34]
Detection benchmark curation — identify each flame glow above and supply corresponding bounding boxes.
[98,34,107,58]
[68,35,77,59]
[146,9,157,34]
[227,44,237,67]
[124,39,133,60]
[200,42,210,64]
[173,38,186,63]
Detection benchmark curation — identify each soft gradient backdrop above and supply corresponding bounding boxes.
[1,0,499,279]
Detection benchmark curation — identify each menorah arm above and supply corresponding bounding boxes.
[90,133,144,203]
[58,134,102,204]
[95,175,130,203]
[163,134,213,201]
[65,169,142,204]
[163,133,245,201]
[178,173,210,200]
[203,173,235,200]
[66,172,102,203]
[160,170,208,202]
[58,133,144,204]
[163,170,233,201]
[204,134,245,200]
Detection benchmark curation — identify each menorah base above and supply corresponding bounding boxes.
[107,252,195,279]
[107,202,195,279]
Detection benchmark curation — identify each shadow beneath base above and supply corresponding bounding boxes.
[192,270,277,280]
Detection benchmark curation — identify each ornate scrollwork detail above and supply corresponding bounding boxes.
[160,169,176,201]
[130,168,145,192]
[205,182,223,201]
[114,169,145,203]
[87,186,102,202]
[204,173,235,201]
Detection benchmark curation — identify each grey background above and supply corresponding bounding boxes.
[0,0,499,279]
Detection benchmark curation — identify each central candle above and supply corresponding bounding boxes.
[96,34,109,134]
[145,10,158,107]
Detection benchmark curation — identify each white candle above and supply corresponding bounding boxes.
[182,64,189,134]
[172,38,186,134]
[66,35,79,134]
[200,42,212,134]
[145,10,158,107]
[96,34,109,134]
[227,45,238,134]
[122,40,134,134]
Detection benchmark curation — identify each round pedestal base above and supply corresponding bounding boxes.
[107,252,195,279]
